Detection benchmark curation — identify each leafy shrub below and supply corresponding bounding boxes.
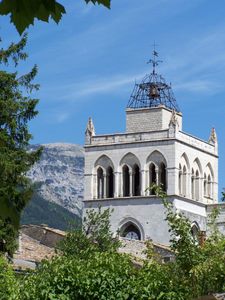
[0,255,18,300]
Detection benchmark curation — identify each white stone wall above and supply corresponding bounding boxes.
[83,196,207,245]
[175,140,218,203]
[84,106,219,243]
[84,136,218,204]
[126,107,182,133]
[84,141,177,200]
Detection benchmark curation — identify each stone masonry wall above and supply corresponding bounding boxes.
[126,107,182,133]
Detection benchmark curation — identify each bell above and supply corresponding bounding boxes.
[149,85,159,98]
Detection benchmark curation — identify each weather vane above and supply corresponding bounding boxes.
[147,42,162,75]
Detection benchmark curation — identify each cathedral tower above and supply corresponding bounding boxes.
[83,51,218,244]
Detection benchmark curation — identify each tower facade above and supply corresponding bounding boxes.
[83,52,219,245]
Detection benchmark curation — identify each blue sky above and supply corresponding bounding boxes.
[1,0,225,197]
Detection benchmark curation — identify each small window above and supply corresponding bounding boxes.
[123,165,130,197]
[106,166,114,198]
[149,163,156,195]
[133,164,140,196]
[97,167,104,199]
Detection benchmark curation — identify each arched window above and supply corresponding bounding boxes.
[97,167,104,199]
[133,164,140,196]
[106,166,114,198]
[207,175,212,198]
[182,166,187,196]
[204,173,207,197]
[159,162,166,191]
[191,223,200,243]
[149,163,156,195]
[179,164,182,195]
[120,222,141,240]
[195,170,200,200]
[122,165,130,197]
[191,169,195,199]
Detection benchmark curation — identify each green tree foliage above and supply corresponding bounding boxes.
[59,207,120,258]
[151,184,225,298]
[0,255,18,300]
[0,34,41,255]
[1,191,224,299]
[0,0,111,34]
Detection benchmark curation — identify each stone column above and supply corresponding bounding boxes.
[167,167,177,195]
[155,167,159,185]
[120,171,123,197]
[141,170,145,196]
[93,174,97,199]
[103,174,107,198]
[114,171,120,198]
[145,170,149,195]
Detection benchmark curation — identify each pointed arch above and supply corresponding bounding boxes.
[181,152,190,171]
[146,150,167,167]
[193,158,203,176]
[120,153,141,197]
[147,150,167,194]
[206,162,214,180]
[191,158,203,201]
[94,154,114,170]
[204,163,214,200]
[191,222,200,242]
[119,217,144,240]
[120,152,141,168]
[94,155,114,199]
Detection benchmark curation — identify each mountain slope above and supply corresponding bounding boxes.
[27,143,84,216]
[21,192,81,231]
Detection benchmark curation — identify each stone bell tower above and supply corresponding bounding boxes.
[83,50,219,245]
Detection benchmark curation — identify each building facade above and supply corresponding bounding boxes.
[83,52,224,245]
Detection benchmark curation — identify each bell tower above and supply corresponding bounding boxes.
[83,49,219,245]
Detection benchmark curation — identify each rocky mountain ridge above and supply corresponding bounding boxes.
[27,143,84,217]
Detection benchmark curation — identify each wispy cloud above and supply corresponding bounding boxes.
[41,72,145,103]
[174,79,223,94]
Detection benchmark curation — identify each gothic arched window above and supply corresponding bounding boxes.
[195,170,200,200]
[149,163,156,195]
[179,164,182,195]
[106,166,114,198]
[207,174,212,198]
[133,164,140,196]
[97,167,104,199]
[120,222,141,240]
[122,165,130,197]
[159,162,166,191]
[204,173,207,197]
[191,222,200,243]
[191,169,195,199]
[182,165,187,196]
